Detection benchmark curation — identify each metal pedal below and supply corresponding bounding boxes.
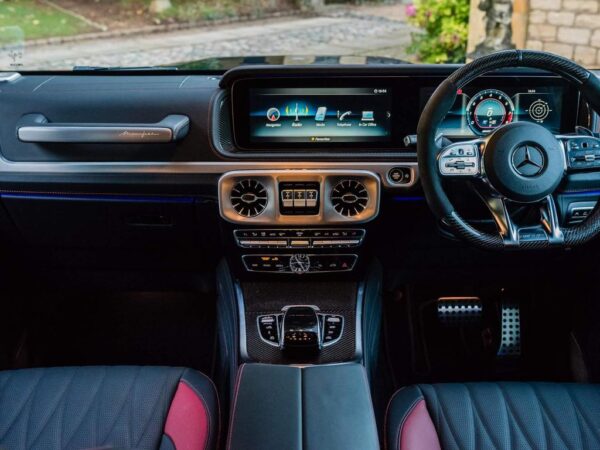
[497,303,521,357]
[437,297,482,326]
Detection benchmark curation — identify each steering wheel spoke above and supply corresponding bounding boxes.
[474,188,518,246]
[559,134,600,173]
[438,140,483,178]
[475,186,564,248]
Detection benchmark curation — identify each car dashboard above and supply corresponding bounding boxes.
[0,66,597,276]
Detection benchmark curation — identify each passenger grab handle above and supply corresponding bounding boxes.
[17,114,189,143]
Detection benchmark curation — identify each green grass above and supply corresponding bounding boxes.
[0,0,93,40]
[155,0,293,22]
[158,0,237,22]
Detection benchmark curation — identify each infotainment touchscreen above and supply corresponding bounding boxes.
[247,87,392,144]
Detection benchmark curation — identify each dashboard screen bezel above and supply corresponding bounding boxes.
[231,77,404,150]
[229,74,579,152]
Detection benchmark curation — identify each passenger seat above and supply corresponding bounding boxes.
[0,366,219,450]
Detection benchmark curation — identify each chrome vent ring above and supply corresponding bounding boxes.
[331,179,369,217]
[230,179,268,217]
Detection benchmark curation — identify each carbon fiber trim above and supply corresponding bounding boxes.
[448,50,590,88]
[564,204,600,246]
[241,281,358,364]
[443,212,504,250]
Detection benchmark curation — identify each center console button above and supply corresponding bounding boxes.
[306,189,319,208]
[258,314,281,346]
[293,189,307,208]
[290,240,310,247]
[281,190,294,208]
[321,314,344,345]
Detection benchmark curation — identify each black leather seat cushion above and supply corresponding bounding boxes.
[386,382,600,450]
[0,366,219,450]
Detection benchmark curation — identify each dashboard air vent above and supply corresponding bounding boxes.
[230,179,268,217]
[331,179,369,217]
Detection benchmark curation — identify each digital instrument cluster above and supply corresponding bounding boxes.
[435,86,563,137]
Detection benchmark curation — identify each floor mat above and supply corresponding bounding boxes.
[25,291,216,375]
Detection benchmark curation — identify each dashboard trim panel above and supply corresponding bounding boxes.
[219,169,381,225]
[0,158,418,188]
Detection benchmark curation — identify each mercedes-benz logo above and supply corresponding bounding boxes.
[511,145,545,177]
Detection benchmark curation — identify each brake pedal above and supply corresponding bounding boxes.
[437,297,482,325]
[497,303,521,357]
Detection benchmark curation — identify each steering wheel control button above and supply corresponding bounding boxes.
[439,144,480,176]
[565,137,600,170]
[483,122,564,202]
[388,167,412,185]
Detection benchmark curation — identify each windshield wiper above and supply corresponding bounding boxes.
[73,65,178,71]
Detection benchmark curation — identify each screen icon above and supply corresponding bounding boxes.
[315,106,327,121]
[361,111,374,121]
[337,110,352,121]
[266,107,280,122]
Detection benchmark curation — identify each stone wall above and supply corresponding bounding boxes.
[525,0,600,67]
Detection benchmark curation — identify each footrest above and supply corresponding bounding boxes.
[437,297,482,325]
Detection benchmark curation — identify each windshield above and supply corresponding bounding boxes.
[1,0,598,71]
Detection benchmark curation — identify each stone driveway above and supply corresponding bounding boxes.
[5,7,415,70]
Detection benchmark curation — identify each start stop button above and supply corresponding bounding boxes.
[388,167,412,185]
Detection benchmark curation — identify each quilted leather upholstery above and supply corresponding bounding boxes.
[387,382,600,450]
[0,366,218,450]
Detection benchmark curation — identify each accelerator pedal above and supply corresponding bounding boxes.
[497,303,521,357]
[437,297,482,326]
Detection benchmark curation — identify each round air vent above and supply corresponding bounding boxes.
[230,179,268,217]
[331,179,369,217]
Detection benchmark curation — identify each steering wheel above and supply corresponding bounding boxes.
[418,50,600,250]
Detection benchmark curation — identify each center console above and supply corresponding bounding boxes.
[216,165,382,366]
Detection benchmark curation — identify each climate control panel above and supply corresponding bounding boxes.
[234,228,365,249]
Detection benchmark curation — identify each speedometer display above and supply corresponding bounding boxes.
[466,89,515,135]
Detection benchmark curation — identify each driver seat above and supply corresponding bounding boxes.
[386,382,600,450]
